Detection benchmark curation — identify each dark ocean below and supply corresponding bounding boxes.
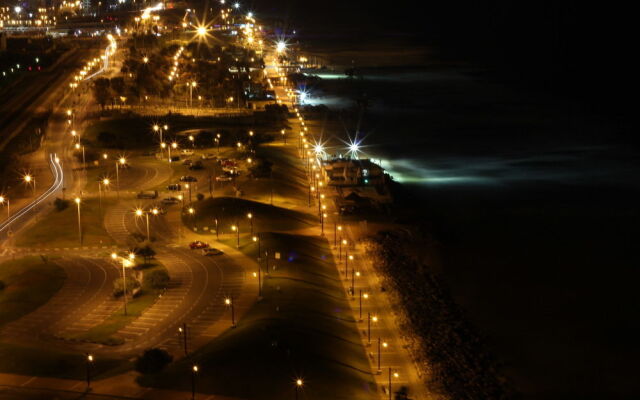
[249,1,640,398]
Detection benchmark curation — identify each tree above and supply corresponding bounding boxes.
[92,78,111,110]
[135,348,172,374]
[143,269,170,290]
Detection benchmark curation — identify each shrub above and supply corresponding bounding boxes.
[135,348,173,374]
[53,197,69,211]
[144,269,169,290]
[112,277,140,297]
[0,280,5,290]
[196,193,205,201]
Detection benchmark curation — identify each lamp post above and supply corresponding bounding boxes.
[247,212,253,235]
[0,195,9,218]
[178,323,188,356]
[86,354,93,389]
[252,234,261,259]
[231,224,239,248]
[191,364,198,400]
[75,197,82,245]
[378,338,388,373]
[335,224,342,248]
[388,369,398,400]
[115,157,126,199]
[189,81,197,108]
[169,142,178,162]
[23,174,36,197]
[359,290,368,321]
[112,252,133,315]
[98,178,109,214]
[225,297,235,327]
[295,379,303,400]
[368,313,377,345]
[339,239,347,261]
[135,207,158,242]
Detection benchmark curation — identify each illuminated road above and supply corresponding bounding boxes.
[0,153,63,237]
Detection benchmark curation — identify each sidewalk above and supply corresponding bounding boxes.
[268,70,432,399]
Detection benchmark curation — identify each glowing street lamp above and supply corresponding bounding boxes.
[191,364,199,400]
[111,252,133,315]
[295,379,303,400]
[276,41,286,53]
[359,290,368,321]
[231,224,239,248]
[246,212,253,235]
[378,338,388,373]
[0,195,10,218]
[115,157,126,199]
[23,174,36,197]
[86,354,94,388]
[225,297,235,327]
[388,369,399,400]
[74,197,82,245]
[368,314,378,345]
[98,178,110,214]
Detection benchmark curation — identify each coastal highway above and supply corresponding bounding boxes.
[0,47,90,152]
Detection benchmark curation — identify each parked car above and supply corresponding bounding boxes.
[189,161,204,170]
[170,156,181,162]
[189,241,209,250]
[136,190,158,199]
[167,184,182,191]
[201,153,216,160]
[161,197,179,205]
[180,176,197,182]
[182,159,193,166]
[215,175,232,182]
[181,149,194,156]
[202,248,223,256]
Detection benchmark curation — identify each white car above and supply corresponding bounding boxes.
[181,149,194,156]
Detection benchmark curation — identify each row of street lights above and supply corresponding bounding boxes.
[279,74,402,397]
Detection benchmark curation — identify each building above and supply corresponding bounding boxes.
[322,158,392,212]
[322,158,386,187]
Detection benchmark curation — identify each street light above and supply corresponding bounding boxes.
[191,364,199,400]
[359,290,368,321]
[295,379,303,400]
[23,174,36,197]
[99,178,110,213]
[111,252,133,315]
[86,354,93,388]
[247,212,253,234]
[0,195,10,218]
[169,142,178,162]
[388,369,399,400]
[178,323,188,356]
[231,224,240,248]
[225,297,235,327]
[75,197,82,245]
[116,157,126,199]
[188,81,197,107]
[368,312,378,345]
[135,208,157,242]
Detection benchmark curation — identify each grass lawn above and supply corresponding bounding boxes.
[83,114,281,151]
[0,256,66,327]
[15,198,115,248]
[68,262,168,346]
[139,233,377,400]
[240,142,310,208]
[0,341,127,380]
[182,196,316,236]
